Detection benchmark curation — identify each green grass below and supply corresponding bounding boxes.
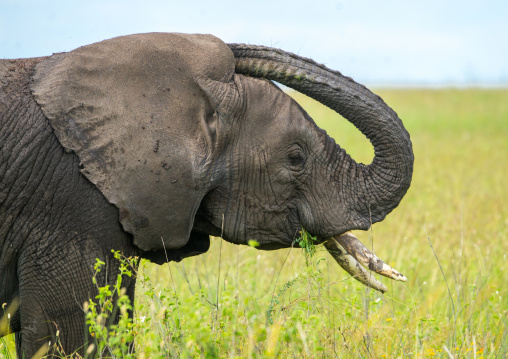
[1,89,507,358]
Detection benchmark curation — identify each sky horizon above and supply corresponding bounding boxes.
[1,0,507,87]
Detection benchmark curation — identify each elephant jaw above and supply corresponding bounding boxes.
[324,232,406,293]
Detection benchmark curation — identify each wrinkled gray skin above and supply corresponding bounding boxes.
[0,33,413,357]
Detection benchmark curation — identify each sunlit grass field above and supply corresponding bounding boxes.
[1,89,507,358]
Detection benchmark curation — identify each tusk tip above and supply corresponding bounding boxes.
[389,270,407,282]
[377,283,388,294]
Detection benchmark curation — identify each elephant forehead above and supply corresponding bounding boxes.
[30,33,235,251]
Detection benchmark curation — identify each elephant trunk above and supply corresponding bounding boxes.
[227,44,414,232]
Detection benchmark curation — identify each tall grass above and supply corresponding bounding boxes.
[1,89,507,358]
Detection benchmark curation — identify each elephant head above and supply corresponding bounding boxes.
[31,33,413,292]
[195,44,413,291]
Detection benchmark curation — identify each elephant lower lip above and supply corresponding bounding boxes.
[324,232,406,293]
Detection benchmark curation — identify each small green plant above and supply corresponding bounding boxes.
[295,228,318,262]
[84,251,138,358]
[247,239,260,248]
[266,276,300,326]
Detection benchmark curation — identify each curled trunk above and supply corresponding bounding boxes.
[227,44,414,231]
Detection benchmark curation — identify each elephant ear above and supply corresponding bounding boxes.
[30,33,235,252]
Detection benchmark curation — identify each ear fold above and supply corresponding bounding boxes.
[196,74,245,120]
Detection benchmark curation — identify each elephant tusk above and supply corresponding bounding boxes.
[332,232,407,282]
[324,237,388,293]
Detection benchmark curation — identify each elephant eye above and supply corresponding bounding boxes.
[287,146,306,171]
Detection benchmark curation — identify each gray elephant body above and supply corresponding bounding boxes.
[0,57,139,356]
[0,33,413,357]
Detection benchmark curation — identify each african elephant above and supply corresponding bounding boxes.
[0,33,413,357]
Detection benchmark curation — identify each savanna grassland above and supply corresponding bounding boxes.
[1,89,507,358]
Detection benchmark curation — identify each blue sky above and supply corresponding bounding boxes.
[1,0,507,86]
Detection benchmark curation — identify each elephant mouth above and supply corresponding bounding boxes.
[324,232,406,293]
